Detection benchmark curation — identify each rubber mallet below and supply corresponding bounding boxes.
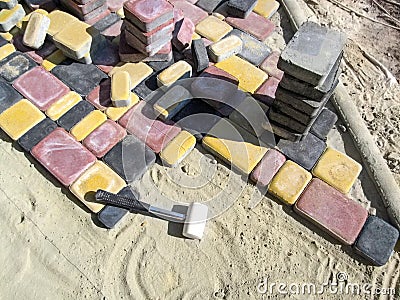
[95,189,208,240]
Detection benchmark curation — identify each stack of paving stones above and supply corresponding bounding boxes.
[268,21,346,142]
[0,0,398,266]
[119,0,174,62]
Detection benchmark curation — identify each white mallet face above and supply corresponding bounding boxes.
[182,203,209,240]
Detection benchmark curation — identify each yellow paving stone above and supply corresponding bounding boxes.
[0,43,15,60]
[208,35,242,62]
[53,20,98,59]
[0,31,13,41]
[111,70,131,107]
[192,32,201,40]
[23,12,50,49]
[70,110,107,141]
[202,119,268,174]
[116,7,124,19]
[105,93,139,121]
[156,60,192,87]
[195,16,232,42]
[253,0,280,19]
[268,160,312,205]
[215,55,268,93]
[160,131,196,167]
[0,99,45,140]
[70,161,126,213]
[212,12,225,20]
[109,62,153,88]
[47,10,78,37]
[46,91,81,120]
[42,49,67,71]
[0,4,25,32]
[312,147,362,194]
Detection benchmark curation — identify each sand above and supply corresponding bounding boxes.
[0,5,399,300]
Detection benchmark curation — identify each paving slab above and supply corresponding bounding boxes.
[354,216,399,266]
[208,35,242,63]
[278,21,346,86]
[157,60,192,87]
[227,0,257,18]
[17,118,58,152]
[83,119,127,157]
[70,161,126,213]
[123,0,174,32]
[45,91,82,121]
[13,66,70,111]
[312,147,362,194]
[109,62,153,89]
[253,77,279,106]
[57,100,95,131]
[202,119,268,174]
[0,99,45,140]
[159,130,196,167]
[123,18,174,45]
[195,16,232,43]
[0,51,37,83]
[253,0,279,19]
[294,178,368,245]
[251,148,286,187]
[268,160,312,205]
[31,127,96,186]
[0,78,22,114]
[228,29,271,66]
[70,110,107,141]
[191,38,209,73]
[22,12,50,50]
[259,51,283,80]
[226,12,275,42]
[277,132,326,171]
[195,0,225,13]
[52,62,108,96]
[103,134,156,182]
[47,10,78,38]
[310,108,338,141]
[172,17,195,52]
[172,1,208,25]
[111,70,131,107]
[0,4,25,32]
[153,85,191,120]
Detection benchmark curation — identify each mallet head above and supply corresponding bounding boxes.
[182,202,209,240]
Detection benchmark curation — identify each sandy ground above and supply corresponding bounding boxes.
[1,3,400,300]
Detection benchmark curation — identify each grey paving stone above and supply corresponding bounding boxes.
[172,99,222,140]
[354,216,399,266]
[274,87,332,117]
[97,186,139,229]
[93,12,120,33]
[269,107,312,134]
[0,51,37,83]
[51,62,108,96]
[0,36,7,47]
[191,38,209,73]
[103,134,156,183]
[269,121,304,143]
[152,85,191,120]
[0,79,23,114]
[57,100,95,131]
[17,118,57,152]
[196,0,226,13]
[278,21,346,86]
[310,108,338,141]
[280,58,342,101]
[229,29,271,66]
[227,0,257,18]
[277,132,326,170]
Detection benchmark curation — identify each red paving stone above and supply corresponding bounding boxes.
[172,1,208,25]
[101,19,123,38]
[107,0,126,11]
[226,12,275,41]
[173,17,195,51]
[119,101,181,153]
[294,178,368,245]
[83,119,127,157]
[31,128,97,186]
[260,51,284,80]
[251,149,286,187]
[13,66,70,111]
[253,76,280,106]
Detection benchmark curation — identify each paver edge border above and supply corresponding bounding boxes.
[280,0,400,229]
